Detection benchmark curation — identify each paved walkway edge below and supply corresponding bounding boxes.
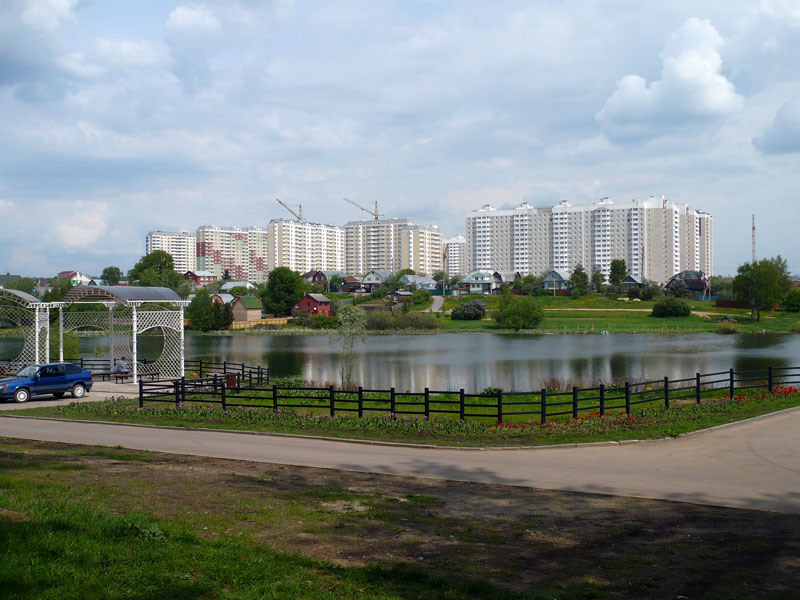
[4,403,799,451]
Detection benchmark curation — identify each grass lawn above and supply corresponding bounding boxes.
[1,438,798,599]
[10,386,800,447]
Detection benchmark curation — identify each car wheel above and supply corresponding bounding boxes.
[72,383,86,399]
[53,392,65,399]
[14,388,30,403]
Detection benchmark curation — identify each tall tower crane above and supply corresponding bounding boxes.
[343,197,382,221]
[276,198,304,221]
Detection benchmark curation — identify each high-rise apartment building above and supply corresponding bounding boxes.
[444,236,468,277]
[466,197,713,282]
[267,219,345,273]
[145,231,196,273]
[196,225,270,284]
[344,218,442,276]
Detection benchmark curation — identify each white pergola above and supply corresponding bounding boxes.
[57,286,189,383]
[0,288,52,371]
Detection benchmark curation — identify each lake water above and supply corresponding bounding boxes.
[2,332,798,391]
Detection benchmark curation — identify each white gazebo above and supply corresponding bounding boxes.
[0,288,51,373]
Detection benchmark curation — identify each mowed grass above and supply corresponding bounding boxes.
[11,385,800,447]
[1,438,799,599]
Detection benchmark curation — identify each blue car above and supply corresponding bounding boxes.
[0,363,93,403]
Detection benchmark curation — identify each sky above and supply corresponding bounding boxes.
[1,0,799,277]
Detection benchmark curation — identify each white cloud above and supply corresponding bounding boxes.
[753,95,800,153]
[760,0,800,26]
[52,201,109,250]
[596,18,743,142]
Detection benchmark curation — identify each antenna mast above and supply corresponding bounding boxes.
[752,214,756,263]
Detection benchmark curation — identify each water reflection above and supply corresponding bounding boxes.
[1,332,798,392]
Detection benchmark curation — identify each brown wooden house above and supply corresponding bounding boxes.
[294,293,332,316]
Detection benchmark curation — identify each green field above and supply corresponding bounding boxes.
[3,437,798,599]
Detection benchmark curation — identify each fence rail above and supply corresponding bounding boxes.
[137,365,800,424]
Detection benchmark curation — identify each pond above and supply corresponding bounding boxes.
[2,332,797,391]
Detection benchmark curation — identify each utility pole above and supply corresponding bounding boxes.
[752,214,756,263]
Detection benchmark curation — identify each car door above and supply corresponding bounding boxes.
[48,365,68,395]
[32,366,56,396]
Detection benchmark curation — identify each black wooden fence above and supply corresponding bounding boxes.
[138,365,800,424]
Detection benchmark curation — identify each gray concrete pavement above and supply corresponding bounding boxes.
[1,407,799,513]
[0,380,139,411]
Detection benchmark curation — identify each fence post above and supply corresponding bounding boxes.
[223,361,227,375]
[624,382,631,414]
[174,379,180,407]
[572,386,579,419]
[199,359,203,377]
[664,376,670,409]
[249,371,252,389]
[768,365,773,393]
[696,372,701,404]
[236,373,240,389]
[540,388,547,424]
[497,390,503,423]
[213,373,218,395]
[599,384,605,416]
[358,386,363,418]
[729,368,735,398]
[272,384,277,412]
[138,378,143,409]
[181,376,186,403]
[424,388,430,419]
[459,389,465,421]
[329,385,335,417]
[221,381,227,410]
[390,387,396,415]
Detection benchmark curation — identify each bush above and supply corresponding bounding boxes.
[308,315,338,329]
[365,310,439,330]
[627,287,641,299]
[411,289,431,305]
[782,289,800,312]
[640,284,662,301]
[717,320,738,334]
[790,321,800,334]
[494,296,544,331]
[651,296,691,317]
[451,299,487,321]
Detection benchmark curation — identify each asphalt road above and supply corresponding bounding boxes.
[1,408,798,513]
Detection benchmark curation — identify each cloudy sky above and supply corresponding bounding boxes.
[1,0,799,277]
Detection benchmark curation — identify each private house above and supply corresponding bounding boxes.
[621,275,645,291]
[543,270,570,291]
[211,293,234,305]
[184,270,217,288]
[56,270,95,286]
[220,280,256,293]
[341,276,361,293]
[387,290,414,305]
[361,269,393,292]
[460,270,496,294]
[399,274,437,291]
[232,295,263,322]
[294,293,333,317]
[301,270,347,290]
[666,270,708,294]
[493,271,521,291]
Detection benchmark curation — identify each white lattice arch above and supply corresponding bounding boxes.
[0,289,51,372]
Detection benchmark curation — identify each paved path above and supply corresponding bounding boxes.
[427,296,445,313]
[2,408,799,513]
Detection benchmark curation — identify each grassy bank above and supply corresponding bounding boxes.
[1,438,799,599]
[11,386,800,447]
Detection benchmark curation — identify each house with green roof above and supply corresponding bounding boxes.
[232,295,262,322]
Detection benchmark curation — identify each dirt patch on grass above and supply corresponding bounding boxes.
[1,437,799,598]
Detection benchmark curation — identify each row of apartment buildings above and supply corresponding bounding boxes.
[457,196,713,281]
[147,196,713,285]
[146,218,444,283]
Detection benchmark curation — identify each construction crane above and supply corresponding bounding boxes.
[275,198,304,221]
[343,197,382,221]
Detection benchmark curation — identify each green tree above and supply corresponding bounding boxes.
[411,289,431,305]
[221,269,232,282]
[432,270,445,284]
[397,268,415,276]
[212,301,234,330]
[42,277,73,303]
[329,274,343,292]
[128,251,182,290]
[608,259,627,290]
[6,277,36,296]
[185,290,215,331]
[494,296,544,331]
[101,266,122,285]
[733,256,792,322]
[228,285,250,298]
[568,264,589,296]
[260,267,308,316]
[590,265,605,292]
[520,274,540,296]
[332,304,367,387]
[447,274,462,287]
[383,274,402,292]
[782,289,800,312]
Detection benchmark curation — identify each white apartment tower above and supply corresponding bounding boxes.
[268,219,345,273]
[145,231,196,273]
[466,197,713,282]
[444,236,468,277]
[344,218,442,276]
[196,225,270,284]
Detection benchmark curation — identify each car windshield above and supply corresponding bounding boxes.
[15,366,38,377]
